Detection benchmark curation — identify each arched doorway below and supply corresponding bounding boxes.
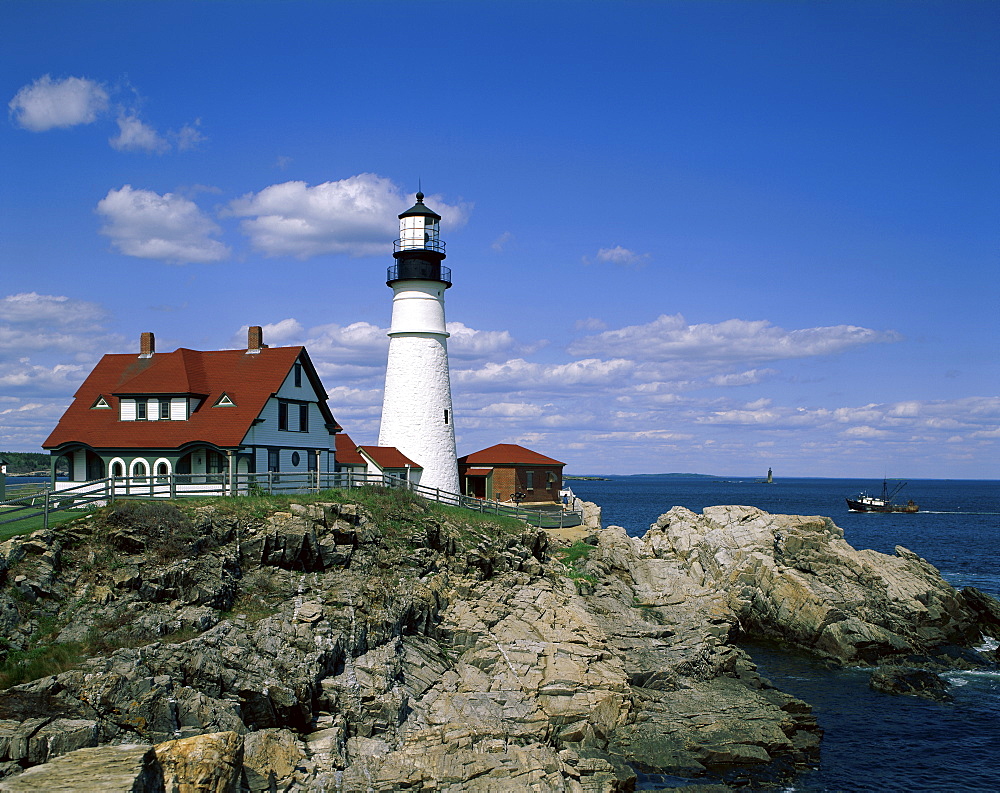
[130,459,150,484]
[154,458,171,483]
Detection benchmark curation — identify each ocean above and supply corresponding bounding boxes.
[568,475,1000,792]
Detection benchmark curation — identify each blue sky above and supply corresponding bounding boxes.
[2,0,997,478]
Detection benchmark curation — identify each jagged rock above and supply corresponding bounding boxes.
[294,601,323,624]
[578,500,602,530]
[643,505,987,665]
[12,497,958,789]
[962,586,1000,638]
[242,728,308,791]
[154,730,242,792]
[869,667,953,702]
[0,743,162,792]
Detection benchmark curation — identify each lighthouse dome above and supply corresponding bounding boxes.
[398,191,442,221]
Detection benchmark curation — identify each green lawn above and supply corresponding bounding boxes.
[0,510,83,540]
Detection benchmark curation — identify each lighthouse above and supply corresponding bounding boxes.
[377,192,460,494]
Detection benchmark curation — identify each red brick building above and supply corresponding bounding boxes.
[457,444,564,504]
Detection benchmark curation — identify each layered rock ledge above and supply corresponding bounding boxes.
[0,496,994,791]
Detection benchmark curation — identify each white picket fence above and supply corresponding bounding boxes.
[1,471,583,530]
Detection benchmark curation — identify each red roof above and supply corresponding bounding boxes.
[358,445,421,469]
[44,345,335,451]
[458,443,564,466]
[334,432,366,466]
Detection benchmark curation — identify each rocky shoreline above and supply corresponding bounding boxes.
[0,492,996,791]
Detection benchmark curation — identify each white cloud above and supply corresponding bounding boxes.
[0,293,121,360]
[446,322,517,359]
[0,398,72,450]
[842,425,891,438]
[584,246,650,268]
[569,313,901,362]
[708,368,779,387]
[9,75,108,131]
[225,174,471,259]
[9,74,205,154]
[477,402,544,418]
[0,292,106,329]
[0,361,92,397]
[306,321,389,364]
[453,357,634,391]
[326,385,384,406]
[174,120,205,151]
[96,185,230,264]
[109,114,170,153]
[229,320,305,349]
[491,231,513,252]
[574,317,608,331]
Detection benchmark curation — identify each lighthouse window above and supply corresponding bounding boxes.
[444,409,450,425]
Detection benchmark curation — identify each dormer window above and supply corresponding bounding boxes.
[92,396,111,409]
[119,396,190,421]
[214,393,236,407]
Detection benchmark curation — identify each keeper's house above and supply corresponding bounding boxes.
[42,327,339,485]
[458,443,564,504]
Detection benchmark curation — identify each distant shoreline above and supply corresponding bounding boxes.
[565,472,720,480]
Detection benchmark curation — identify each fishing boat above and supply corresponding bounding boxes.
[846,479,919,513]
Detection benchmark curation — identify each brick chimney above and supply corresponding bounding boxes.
[247,325,267,354]
[139,332,155,358]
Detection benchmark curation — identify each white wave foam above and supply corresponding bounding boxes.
[943,668,1000,687]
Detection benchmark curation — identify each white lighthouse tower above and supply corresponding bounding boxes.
[377,192,460,494]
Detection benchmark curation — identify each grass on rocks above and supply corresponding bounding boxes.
[0,487,536,690]
[552,541,597,587]
[175,486,528,545]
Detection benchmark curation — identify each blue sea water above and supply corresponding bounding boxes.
[568,476,1000,792]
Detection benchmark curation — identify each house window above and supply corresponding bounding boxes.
[294,362,302,387]
[299,404,309,432]
[268,449,279,472]
[207,452,223,474]
[159,400,170,420]
[136,400,147,420]
[291,452,301,467]
[526,470,534,490]
[278,401,289,431]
